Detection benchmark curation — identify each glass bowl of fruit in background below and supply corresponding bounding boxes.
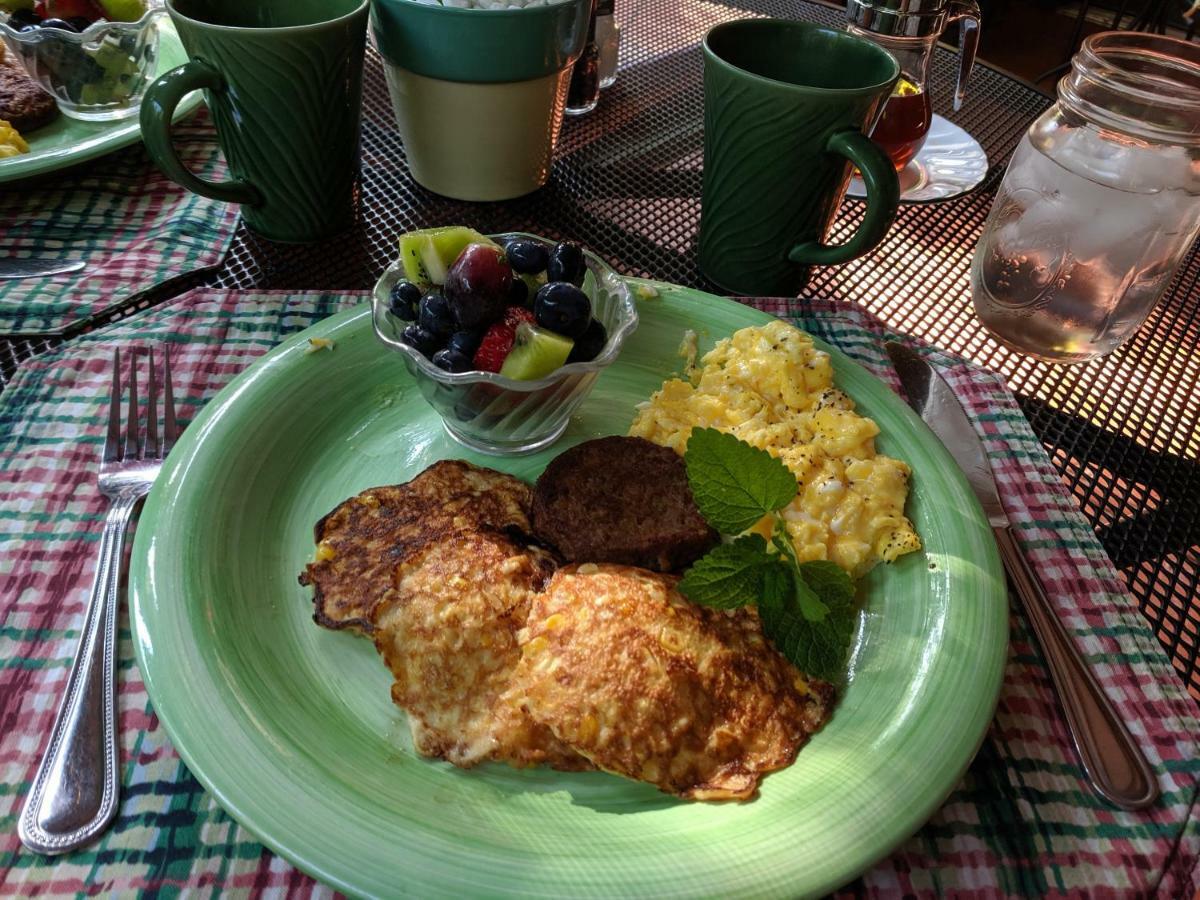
[0,0,164,121]
[372,228,637,456]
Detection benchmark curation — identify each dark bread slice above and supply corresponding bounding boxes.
[0,55,58,133]
[531,436,718,572]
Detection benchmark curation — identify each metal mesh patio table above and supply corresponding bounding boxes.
[2,0,1197,701]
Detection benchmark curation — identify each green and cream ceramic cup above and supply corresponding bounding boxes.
[139,0,369,243]
[698,19,901,295]
[370,0,589,202]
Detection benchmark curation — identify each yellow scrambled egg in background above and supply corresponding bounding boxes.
[630,320,921,577]
[0,120,29,158]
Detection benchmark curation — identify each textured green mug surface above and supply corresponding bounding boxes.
[697,19,901,295]
[140,0,368,243]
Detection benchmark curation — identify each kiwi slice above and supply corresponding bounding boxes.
[397,226,496,286]
[518,271,547,298]
[499,323,573,380]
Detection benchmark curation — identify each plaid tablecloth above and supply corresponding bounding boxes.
[0,288,1196,898]
[0,109,239,335]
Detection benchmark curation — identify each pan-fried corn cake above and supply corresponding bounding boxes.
[371,529,589,771]
[630,320,921,577]
[510,565,834,800]
[299,460,534,634]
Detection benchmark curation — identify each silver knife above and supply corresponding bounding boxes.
[885,340,1158,811]
[0,258,87,280]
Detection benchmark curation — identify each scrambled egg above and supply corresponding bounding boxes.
[629,320,921,576]
[0,120,29,158]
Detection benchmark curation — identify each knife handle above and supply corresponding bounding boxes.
[993,525,1158,810]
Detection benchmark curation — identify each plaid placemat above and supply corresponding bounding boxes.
[0,288,1196,898]
[0,108,239,335]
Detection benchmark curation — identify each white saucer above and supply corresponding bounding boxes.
[847,114,989,203]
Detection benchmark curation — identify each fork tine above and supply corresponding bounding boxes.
[162,344,178,456]
[145,347,159,459]
[103,348,121,463]
[124,348,140,460]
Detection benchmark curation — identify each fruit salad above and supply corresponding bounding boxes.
[386,226,610,381]
[3,0,148,34]
[1,0,157,121]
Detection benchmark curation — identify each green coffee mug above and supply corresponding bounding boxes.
[140,0,368,243]
[697,19,901,295]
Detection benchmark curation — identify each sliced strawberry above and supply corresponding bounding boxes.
[472,321,515,373]
[503,305,536,330]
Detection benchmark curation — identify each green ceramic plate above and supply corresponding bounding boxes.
[130,282,1008,899]
[0,23,200,183]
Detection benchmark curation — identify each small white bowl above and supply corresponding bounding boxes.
[372,232,637,456]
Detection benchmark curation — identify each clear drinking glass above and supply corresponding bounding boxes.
[971,32,1200,363]
[596,0,618,88]
[565,0,599,114]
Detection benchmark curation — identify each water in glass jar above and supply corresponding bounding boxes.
[971,132,1200,363]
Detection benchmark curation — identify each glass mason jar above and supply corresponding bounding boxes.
[971,33,1200,363]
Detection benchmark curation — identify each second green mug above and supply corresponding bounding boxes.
[140,0,369,243]
[697,20,901,295]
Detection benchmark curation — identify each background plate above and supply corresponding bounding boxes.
[130,283,1008,899]
[0,22,200,183]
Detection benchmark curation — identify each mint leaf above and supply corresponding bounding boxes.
[757,561,794,624]
[678,534,771,609]
[677,429,860,680]
[758,561,858,682]
[762,600,857,682]
[684,428,798,534]
[797,561,855,609]
[768,526,828,622]
[791,568,829,623]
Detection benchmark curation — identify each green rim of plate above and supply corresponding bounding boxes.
[129,281,1008,899]
[0,22,201,183]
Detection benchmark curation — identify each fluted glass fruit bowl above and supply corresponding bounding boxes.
[372,232,637,456]
[0,5,165,122]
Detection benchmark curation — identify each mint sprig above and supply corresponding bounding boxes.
[679,428,857,681]
[684,428,798,534]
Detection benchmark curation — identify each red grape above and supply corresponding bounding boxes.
[444,243,514,331]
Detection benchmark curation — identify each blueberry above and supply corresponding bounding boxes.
[17,21,39,32]
[418,292,455,337]
[393,279,421,304]
[505,239,549,275]
[508,276,528,307]
[39,17,80,31]
[8,9,41,26]
[447,330,481,358]
[400,323,439,357]
[66,16,93,31]
[388,279,420,318]
[534,282,592,339]
[432,348,472,373]
[567,318,608,363]
[547,241,586,287]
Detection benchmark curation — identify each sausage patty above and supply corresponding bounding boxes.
[530,435,718,572]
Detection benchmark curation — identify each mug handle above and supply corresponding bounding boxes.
[787,130,899,267]
[139,60,263,206]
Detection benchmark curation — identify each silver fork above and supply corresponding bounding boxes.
[18,346,179,855]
